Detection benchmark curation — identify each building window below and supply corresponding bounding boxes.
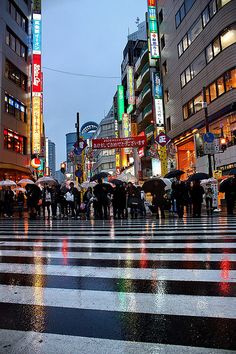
[217,76,225,96]
[164,89,170,103]
[175,0,197,28]
[194,93,203,113]
[225,68,236,91]
[166,117,171,131]
[209,82,217,101]
[159,9,163,24]
[177,0,232,56]
[3,129,26,154]
[5,60,27,91]
[4,93,26,122]
[7,0,28,33]
[161,35,165,49]
[6,27,27,60]
[162,60,168,75]
[181,23,236,87]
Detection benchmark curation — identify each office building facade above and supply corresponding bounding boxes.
[45,138,56,177]
[158,0,236,176]
[0,0,32,180]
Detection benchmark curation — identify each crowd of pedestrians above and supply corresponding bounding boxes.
[0,175,236,220]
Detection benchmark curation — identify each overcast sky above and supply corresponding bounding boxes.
[42,0,147,168]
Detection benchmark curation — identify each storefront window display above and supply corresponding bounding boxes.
[177,138,196,176]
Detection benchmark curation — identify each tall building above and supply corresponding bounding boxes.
[45,138,56,177]
[159,0,236,176]
[0,0,32,180]
[92,108,116,176]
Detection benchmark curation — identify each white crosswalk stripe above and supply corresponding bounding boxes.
[0,218,235,353]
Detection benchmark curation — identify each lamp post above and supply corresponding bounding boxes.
[202,86,213,177]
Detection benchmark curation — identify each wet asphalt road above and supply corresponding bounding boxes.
[0,217,235,354]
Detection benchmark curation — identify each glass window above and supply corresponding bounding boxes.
[209,0,217,18]
[10,34,15,51]
[16,39,21,56]
[217,0,231,9]
[185,0,195,13]
[183,35,188,51]
[186,67,191,83]
[213,37,221,56]
[188,100,194,116]
[191,52,206,78]
[217,76,225,96]
[194,94,203,113]
[205,87,211,104]
[181,72,186,87]
[22,17,26,31]
[16,11,21,25]
[202,7,210,27]
[225,68,236,91]
[183,104,188,120]
[220,25,236,50]
[178,42,183,56]
[180,4,185,21]
[21,45,26,58]
[188,17,202,45]
[175,12,181,27]
[206,44,214,63]
[209,82,217,101]
[10,3,15,19]
[6,29,10,46]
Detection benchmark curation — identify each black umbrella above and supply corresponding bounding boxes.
[188,173,209,182]
[164,170,185,179]
[142,178,166,194]
[90,172,110,182]
[219,178,234,193]
[110,179,123,186]
[229,168,236,175]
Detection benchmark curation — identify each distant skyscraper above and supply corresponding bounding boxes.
[46,138,56,177]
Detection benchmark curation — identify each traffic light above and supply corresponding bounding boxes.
[60,162,66,174]
[220,138,227,152]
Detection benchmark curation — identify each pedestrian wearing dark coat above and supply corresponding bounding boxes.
[4,187,14,217]
[190,181,205,217]
[225,176,236,215]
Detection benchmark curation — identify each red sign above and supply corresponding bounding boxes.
[155,132,171,147]
[148,0,156,6]
[138,147,145,158]
[92,136,147,149]
[32,54,41,92]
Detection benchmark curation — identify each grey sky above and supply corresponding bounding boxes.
[42,0,147,168]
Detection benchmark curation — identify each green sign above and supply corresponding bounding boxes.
[149,19,157,33]
[117,85,125,122]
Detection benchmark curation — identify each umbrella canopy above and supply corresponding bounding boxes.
[119,173,137,183]
[0,179,16,187]
[165,170,185,179]
[219,178,234,193]
[36,176,57,186]
[142,178,166,194]
[13,187,26,193]
[160,178,172,191]
[110,179,123,186]
[94,181,113,195]
[90,172,110,182]
[81,181,97,189]
[229,168,236,175]
[188,173,209,182]
[18,179,34,186]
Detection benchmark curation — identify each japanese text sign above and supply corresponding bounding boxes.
[92,136,147,149]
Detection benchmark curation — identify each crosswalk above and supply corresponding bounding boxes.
[0,217,235,353]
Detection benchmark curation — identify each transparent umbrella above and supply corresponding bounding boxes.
[0,179,16,187]
[36,176,57,186]
[18,179,34,186]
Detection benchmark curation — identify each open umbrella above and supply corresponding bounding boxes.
[90,172,110,181]
[110,179,123,186]
[219,178,234,193]
[164,170,185,179]
[160,178,172,190]
[0,179,16,187]
[36,176,57,186]
[142,178,166,194]
[13,187,26,193]
[81,181,97,189]
[188,173,209,182]
[119,172,137,183]
[18,179,34,186]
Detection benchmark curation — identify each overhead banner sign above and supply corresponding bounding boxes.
[117,85,125,122]
[127,66,135,105]
[92,136,147,149]
[32,96,41,154]
[32,54,42,92]
[147,1,159,59]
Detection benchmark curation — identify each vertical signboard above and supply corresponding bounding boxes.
[127,66,135,105]
[32,1,42,156]
[117,85,125,122]
[147,0,159,59]
[153,72,164,126]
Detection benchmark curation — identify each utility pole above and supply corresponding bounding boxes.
[202,87,213,177]
[76,112,80,145]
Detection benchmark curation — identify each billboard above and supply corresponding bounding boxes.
[147,2,159,59]
[122,113,131,138]
[32,96,41,154]
[32,14,41,53]
[32,54,42,92]
[117,85,125,122]
[92,136,147,149]
[153,73,164,126]
[127,66,135,105]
